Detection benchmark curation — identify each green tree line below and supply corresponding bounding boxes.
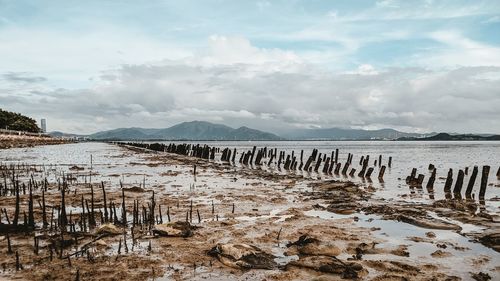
[0,108,41,133]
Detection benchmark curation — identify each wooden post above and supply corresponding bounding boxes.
[334,163,341,174]
[349,168,356,177]
[121,188,127,225]
[366,167,374,178]
[426,169,436,190]
[102,182,108,222]
[13,182,19,226]
[417,174,425,186]
[28,185,34,228]
[453,169,464,194]
[15,251,20,271]
[378,165,386,181]
[444,168,453,193]
[479,166,490,199]
[465,166,478,197]
[388,157,392,168]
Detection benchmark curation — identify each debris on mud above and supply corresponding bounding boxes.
[286,255,364,279]
[153,221,193,237]
[286,235,341,257]
[208,243,277,269]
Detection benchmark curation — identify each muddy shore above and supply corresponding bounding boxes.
[0,142,498,281]
[0,134,70,149]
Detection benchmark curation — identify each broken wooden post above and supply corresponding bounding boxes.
[15,251,20,271]
[7,234,12,254]
[378,165,386,181]
[453,169,465,194]
[365,167,374,178]
[444,168,453,193]
[465,166,478,197]
[417,174,425,186]
[341,163,349,175]
[349,168,356,177]
[426,169,436,190]
[479,165,490,199]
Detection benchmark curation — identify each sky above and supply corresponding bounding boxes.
[1,0,500,134]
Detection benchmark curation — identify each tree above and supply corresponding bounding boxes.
[0,109,41,133]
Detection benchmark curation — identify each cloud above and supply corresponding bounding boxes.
[2,45,499,134]
[3,72,47,83]
[425,31,500,67]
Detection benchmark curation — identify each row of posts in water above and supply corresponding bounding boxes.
[120,142,392,181]
[406,164,500,200]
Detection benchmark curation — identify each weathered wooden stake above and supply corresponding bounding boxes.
[453,169,464,194]
[479,165,490,199]
[444,168,453,193]
[465,166,478,197]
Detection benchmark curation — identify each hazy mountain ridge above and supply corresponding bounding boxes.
[87,121,283,140]
[281,127,430,140]
[398,133,500,141]
[50,121,499,141]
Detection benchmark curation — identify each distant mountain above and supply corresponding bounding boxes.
[398,133,500,141]
[48,131,86,138]
[282,127,429,140]
[88,121,282,141]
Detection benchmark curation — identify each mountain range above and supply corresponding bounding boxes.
[398,133,500,141]
[86,121,283,140]
[49,121,444,141]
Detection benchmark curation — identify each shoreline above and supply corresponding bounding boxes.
[0,134,72,149]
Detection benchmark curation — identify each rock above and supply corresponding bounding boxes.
[69,165,84,171]
[425,232,436,238]
[396,215,462,231]
[123,186,145,192]
[286,235,341,257]
[471,272,492,281]
[430,250,452,258]
[95,240,109,248]
[153,221,193,237]
[208,243,277,269]
[478,232,500,252]
[287,256,363,279]
[96,223,122,235]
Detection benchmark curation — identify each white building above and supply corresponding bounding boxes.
[41,119,47,133]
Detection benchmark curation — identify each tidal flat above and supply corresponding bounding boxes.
[0,141,498,281]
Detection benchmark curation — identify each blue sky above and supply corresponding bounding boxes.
[1,0,500,133]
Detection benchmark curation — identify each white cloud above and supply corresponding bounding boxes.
[426,31,500,67]
[2,50,499,134]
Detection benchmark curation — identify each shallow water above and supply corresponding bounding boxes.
[1,141,499,280]
[157,140,500,211]
[2,141,499,211]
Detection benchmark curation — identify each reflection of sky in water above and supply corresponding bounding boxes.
[159,140,500,211]
[304,209,499,280]
[2,141,499,210]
